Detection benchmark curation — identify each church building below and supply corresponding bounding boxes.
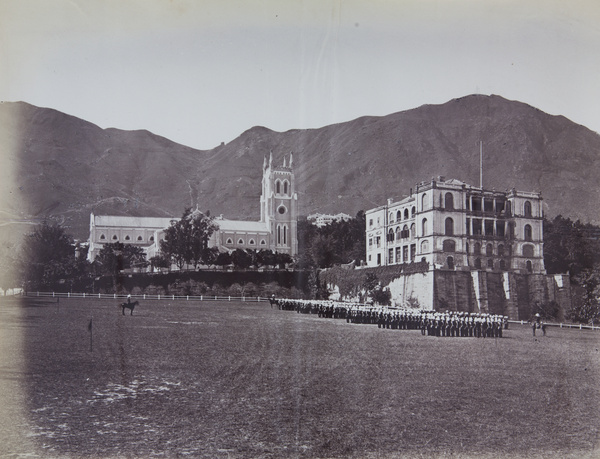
[365,177,545,274]
[87,153,298,264]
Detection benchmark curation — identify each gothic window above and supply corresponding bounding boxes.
[445,192,454,210]
[445,217,454,236]
[260,239,267,246]
[526,260,533,273]
[524,224,532,242]
[249,239,256,245]
[100,234,106,240]
[277,226,281,244]
[396,210,402,221]
[125,235,131,241]
[422,193,428,211]
[112,235,118,240]
[421,240,429,253]
[238,238,244,245]
[524,201,532,217]
[487,259,494,269]
[226,238,233,244]
[150,236,154,242]
[283,225,287,245]
[404,209,409,220]
[137,236,143,241]
[284,181,289,195]
[276,180,281,194]
[523,244,534,258]
[486,243,493,256]
[447,256,455,269]
[422,218,428,236]
[443,239,456,252]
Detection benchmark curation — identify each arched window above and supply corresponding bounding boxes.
[524,201,532,217]
[396,226,401,240]
[112,235,118,240]
[404,209,409,220]
[475,258,482,269]
[486,244,493,256]
[421,240,429,253]
[389,212,394,223]
[422,193,428,211]
[445,217,454,236]
[260,239,267,246]
[388,228,395,242]
[283,225,287,245]
[497,244,505,257]
[238,238,244,245]
[249,239,256,245]
[524,224,532,242]
[100,234,106,240]
[411,206,416,217]
[474,242,481,254]
[125,235,131,241]
[402,225,409,238]
[487,259,494,269]
[445,192,454,210]
[149,236,154,242]
[283,181,288,195]
[276,180,281,194]
[137,236,143,241]
[422,218,428,236]
[526,260,533,273]
[410,223,415,240]
[443,239,456,252]
[396,210,402,221]
[277,225,281,244]
[500,259,507,270]
[226,238,233,244]
[523,244,534,258]
[447,256,455,269]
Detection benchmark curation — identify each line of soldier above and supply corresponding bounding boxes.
[273,298,508,338]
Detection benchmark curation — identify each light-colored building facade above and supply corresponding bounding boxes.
[88,153,298,264]
[365,177,545,274]
[307,212,352,227]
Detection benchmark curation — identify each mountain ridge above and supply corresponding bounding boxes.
[0,94,599,244]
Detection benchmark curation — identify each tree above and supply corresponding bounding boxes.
[94,242,147,275]
[231,249,252,270]
[569,268,600,324]
[214,251,232,270]
[19,221,82,290]
[160,208,218,270]
[149,255,170,271]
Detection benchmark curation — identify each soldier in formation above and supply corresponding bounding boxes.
[273,298,507,338]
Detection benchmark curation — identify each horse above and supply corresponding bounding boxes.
[268,297,279,309]
[120,300,139,316]
[531,320,547,336]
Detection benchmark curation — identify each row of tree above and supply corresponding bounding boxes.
[4,212,600,324]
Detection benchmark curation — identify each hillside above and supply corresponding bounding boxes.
[0,95,599,243]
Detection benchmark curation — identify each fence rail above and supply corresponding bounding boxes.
[18,292,600,331]
[22,291,269,303]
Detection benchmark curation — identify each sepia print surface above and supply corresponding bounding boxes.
[1,1,599,458]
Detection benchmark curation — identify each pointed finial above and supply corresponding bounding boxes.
[269,150,273,167]
[289,152,293,168]
[263,155,267,169]
[283,156,287,168]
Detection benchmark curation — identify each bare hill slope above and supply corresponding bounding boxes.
[1,95,599,242]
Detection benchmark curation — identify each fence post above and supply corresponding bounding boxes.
[53,292,55,297]
[68,292,70,298]
[98,293,101,298]
[242,296,245,302]
[228,296,231,301]
[201,295,203,301]
[114,293,116,299]
[173,295,175,300]
[158,295,160,300]
[560,323,563,328]
[187,295,189,301]
[580,324,582,330]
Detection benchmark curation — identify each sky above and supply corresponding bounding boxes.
[1,0,599,150]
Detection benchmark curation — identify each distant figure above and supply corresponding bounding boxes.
[531,313,546,336]
[120,296,139,316]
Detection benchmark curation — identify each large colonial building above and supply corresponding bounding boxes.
[88,153,298,264]
[365,177,545,274]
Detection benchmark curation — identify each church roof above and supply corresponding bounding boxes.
[215,219,269,233]
[93,215,175,229]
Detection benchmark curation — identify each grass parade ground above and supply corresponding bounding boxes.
[1,296,599,458]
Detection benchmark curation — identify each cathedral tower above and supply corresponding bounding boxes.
[260,152,298,256]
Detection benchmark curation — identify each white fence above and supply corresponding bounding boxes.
[23,291,269,303]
